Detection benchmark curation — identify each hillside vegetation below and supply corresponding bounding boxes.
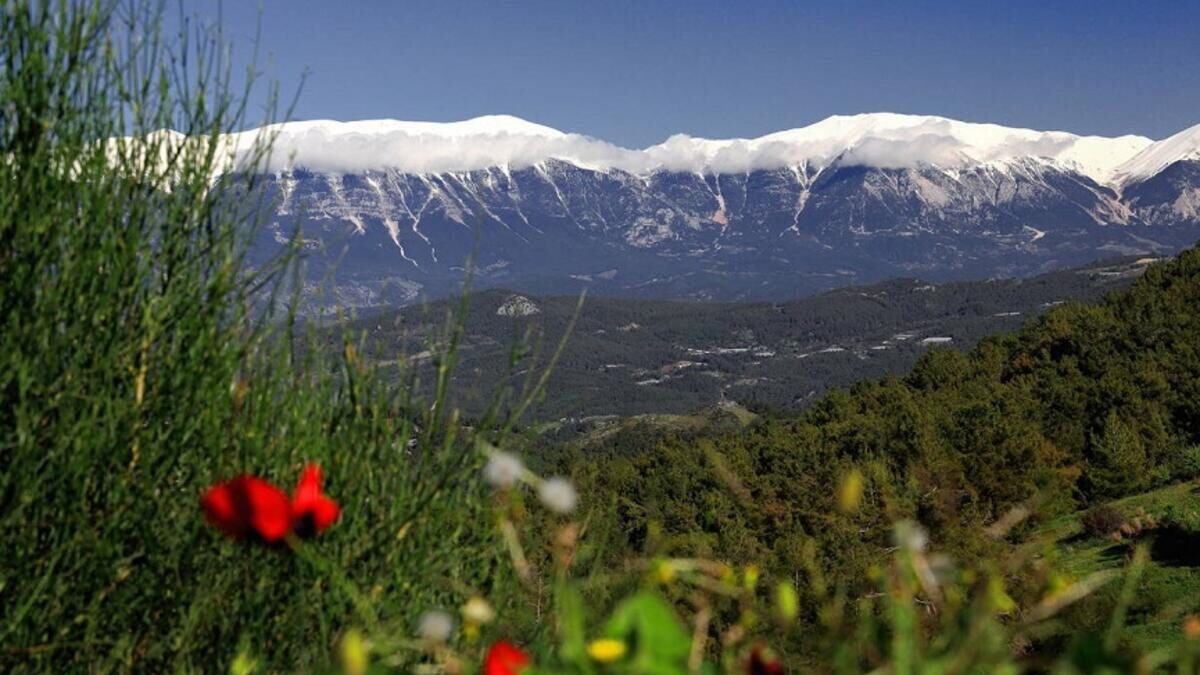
[542,245,1200,662]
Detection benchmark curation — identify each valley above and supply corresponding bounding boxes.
[345,255,1157,422]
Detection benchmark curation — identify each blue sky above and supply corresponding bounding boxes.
[187,0,1200,146]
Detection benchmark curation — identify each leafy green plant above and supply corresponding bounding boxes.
[0,1,520,670]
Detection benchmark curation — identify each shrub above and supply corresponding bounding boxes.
[1082,504,1128,538]
[1167,445,1200,481]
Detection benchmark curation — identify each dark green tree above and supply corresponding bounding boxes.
[1088,411,1151,499]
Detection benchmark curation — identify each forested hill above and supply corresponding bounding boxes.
[554,245,1200,607]
[347,256,1155,420]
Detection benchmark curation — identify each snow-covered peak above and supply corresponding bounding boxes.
[644,113,1152,183]
[219,112,1178,184]
[1113,121,1200,184]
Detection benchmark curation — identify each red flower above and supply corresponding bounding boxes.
[484,640,530,675]
[746,643,785,675]
[201,463,340,544]
[201,475,291,543]
[290,463,340,538]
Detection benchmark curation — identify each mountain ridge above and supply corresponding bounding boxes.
[227,112,1196,183]
[238,113,1200,308]
[1115,121,1200,183]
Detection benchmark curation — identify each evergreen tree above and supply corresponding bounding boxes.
[1088,411,1151,499]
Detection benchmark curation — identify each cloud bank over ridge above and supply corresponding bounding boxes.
[219,112,1172,184]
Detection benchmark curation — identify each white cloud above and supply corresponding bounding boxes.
[240,128,650,174]
[213,113,1159,184]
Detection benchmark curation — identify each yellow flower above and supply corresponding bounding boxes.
[743,564,760,590]
[653,559,676,585]
[462,595,496,625]
[838,468,864,514]
[775,581,799,623]
[587,638,627,662]
[339,628,368,675]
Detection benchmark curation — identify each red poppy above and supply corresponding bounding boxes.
[746,643,785,675]
[201,463,340,544]
[290,463,340,538]
[483,640,530,675]
[201,475,291,543]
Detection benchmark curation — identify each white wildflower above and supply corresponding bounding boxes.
[928,553,957,586]
[538,476,578,514]
[483,451,524,488]
[893,520,929,553]
[417,610,454,643]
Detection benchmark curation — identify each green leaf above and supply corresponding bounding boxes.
[556,580,594,672]
[602,592,691,675]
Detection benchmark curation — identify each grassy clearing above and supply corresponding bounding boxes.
[1037,480,1200,652]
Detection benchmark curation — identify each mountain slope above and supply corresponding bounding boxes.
[240,114,1200,306]
[1115,121,1200,182]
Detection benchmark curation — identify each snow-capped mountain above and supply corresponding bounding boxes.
[1115,122,1200,182]
[241,113,1200,307]
[1113,124,1200,229]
